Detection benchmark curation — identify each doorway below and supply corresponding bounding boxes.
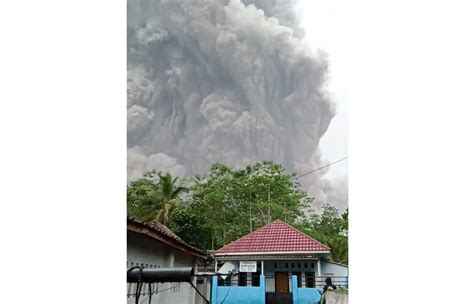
[275,271,289,293]
[267,271,291,304]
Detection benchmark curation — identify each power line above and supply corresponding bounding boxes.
[189,281,210,304]
[299,157,348,178]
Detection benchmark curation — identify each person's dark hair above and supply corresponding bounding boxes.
[323,276,337,293]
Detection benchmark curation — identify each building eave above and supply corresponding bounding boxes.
[214,251,331,257]
[127,218,208,259]
[214,255,328,261]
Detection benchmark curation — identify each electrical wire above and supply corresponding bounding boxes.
[135,282,143,304]
[148,283,152,304]
[220,285,231,304]
[154,282,181,293]
[219,272,236,304]
[131,266,144,304]
[189,281,210,304]
[298,157,348,178]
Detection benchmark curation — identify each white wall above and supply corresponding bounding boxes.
[320,261,348,288]
[320,261,348,277]
[127,231,199,304]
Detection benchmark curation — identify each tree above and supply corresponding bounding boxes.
[127,170,186,226]
[155,172,187,225]
[296,204,348,264]
[174,161,312,250]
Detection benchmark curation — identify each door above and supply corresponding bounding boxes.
[274,272,289,293]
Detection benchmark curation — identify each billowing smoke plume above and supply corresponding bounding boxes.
[319,175,348,212]
[128,0,341,209]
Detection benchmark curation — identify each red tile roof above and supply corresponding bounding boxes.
[215,219,330,255]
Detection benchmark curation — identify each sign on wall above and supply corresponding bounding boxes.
[239,261,257,272]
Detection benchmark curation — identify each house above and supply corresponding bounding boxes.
[127,217,210,304]
[211,219,348,304]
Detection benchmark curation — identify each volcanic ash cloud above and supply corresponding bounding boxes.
[127,0,337,208]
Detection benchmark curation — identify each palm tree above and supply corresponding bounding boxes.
[155,172,187,226]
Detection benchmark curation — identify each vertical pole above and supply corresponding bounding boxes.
[250,205,252,232]
[317,259,322,287]
[211,276,218,304]
[215,260,218,272]
[291,275,298,304]
[260,274,265,304]
[261,260,264,275]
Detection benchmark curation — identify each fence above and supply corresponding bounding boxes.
[264,274,348,292]
[315,276,348,289]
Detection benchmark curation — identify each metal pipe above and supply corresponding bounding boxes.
[127,267,194,283]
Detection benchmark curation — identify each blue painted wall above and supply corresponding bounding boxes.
[211,275,265,304]
[291,275,323,304]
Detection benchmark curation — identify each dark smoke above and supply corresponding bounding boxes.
[128,0,344,209]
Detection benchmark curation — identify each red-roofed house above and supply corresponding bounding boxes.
[212,219,348,304]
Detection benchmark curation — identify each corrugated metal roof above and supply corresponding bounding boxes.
[215,219,330,255]
[127,217,209,259]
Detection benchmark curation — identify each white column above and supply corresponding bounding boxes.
[215,260,218,272]
[261,260,264,274]
[317,259,322,287]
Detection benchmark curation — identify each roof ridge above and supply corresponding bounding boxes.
[216,220,278,252]
[216,219,331,254]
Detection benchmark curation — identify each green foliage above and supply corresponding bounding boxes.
[175,161,312,250]
[296,204,349,264]
[127,170,187,226]
[127,161,348,263]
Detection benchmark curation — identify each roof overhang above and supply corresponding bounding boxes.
[214,255,328,261]
[214,251,331,260]
[127,219,208,259]
[215,251,330,256]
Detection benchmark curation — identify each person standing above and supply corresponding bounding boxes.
[323,276,337,292]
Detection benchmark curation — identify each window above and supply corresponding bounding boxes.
[274,263,278,268]
[304,263,308,268]
[291,263,295,268]
[293,272,302,287]
[298,263,301,268]
[311,263,314,268]
[239,272,247,286]
[305,272,315,288]
[252,271,261,286]
[285,263,288,268]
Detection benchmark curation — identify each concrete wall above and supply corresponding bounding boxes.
[320,261,348,277]
[211,275,265,304]
[127,231,201,304]
[291,275,323,304]
[324,290,348,304]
